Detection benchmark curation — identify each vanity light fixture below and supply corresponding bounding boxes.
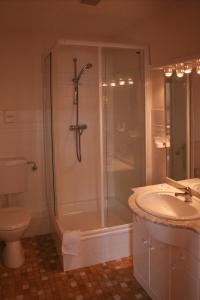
[175,63,184,78]
[110,80,116,87]
[196,66,200,75]
[128,78,134,85]
[164,66,173,77]
[196,59,200,75]
[119,78,125,85]
[184,62,193,74]
[176,72,184,78]
[164,59,200,77]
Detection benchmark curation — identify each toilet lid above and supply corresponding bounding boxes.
[0,207,31,230]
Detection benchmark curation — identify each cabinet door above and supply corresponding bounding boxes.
[133,216,149,285]
[171,269,198,300]
[149,236,170,300]
[171,247,199,300]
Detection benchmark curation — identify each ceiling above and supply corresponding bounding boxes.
[0,0,178,40]
[2,0,200,66]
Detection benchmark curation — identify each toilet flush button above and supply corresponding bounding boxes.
[4,111,16,123]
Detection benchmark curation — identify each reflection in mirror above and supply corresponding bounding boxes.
[164,70,200,180]
[165,74,188,180]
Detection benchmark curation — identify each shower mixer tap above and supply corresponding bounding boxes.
[69,124,87,133]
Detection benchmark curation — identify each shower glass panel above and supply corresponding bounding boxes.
[102,48,146,226]
[43,54,56,216]
[51,45,101,230]
[44,42,147,232]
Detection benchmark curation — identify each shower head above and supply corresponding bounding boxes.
[85,63,93,69]
[77,63,92,81]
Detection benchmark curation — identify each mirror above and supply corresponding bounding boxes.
[164,69,200,180]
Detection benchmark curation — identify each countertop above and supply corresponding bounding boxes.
[128,178,200,233]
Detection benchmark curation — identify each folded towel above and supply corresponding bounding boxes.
[62,230,81,256]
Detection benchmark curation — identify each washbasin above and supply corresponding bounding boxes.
[136,191,200,221]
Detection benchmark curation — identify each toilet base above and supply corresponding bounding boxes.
[2,240,25,268]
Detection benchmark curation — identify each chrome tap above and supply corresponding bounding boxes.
[175,186,192,202]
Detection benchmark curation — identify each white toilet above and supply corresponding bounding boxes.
[0,158,31,268]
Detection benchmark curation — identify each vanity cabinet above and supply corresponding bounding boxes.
[149,236,170,300]
[133,215,200,300]
[170,247,199,300]
[133,215,149,287]
[133,215,170,300]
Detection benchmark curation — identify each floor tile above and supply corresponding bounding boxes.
[0,234,151,300]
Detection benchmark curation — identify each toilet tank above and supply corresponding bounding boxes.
[0,157,28,195]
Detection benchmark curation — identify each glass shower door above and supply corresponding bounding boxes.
[102,48,146,227]
[43,54,56,216]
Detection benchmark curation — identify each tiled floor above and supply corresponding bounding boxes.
[0,234,151,300]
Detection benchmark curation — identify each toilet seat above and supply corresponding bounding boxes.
[0,207,31,231]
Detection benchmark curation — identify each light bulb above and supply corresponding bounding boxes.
[128,78,134,85]
[176,63,184,78]
[164,66,173,77]
[110,80,116,87]
[119,79,125,85]
[184,63,192,74]
[196,65,200,75]
[196,60,200,74]
[102,82,108,87]
[176,72,184,78]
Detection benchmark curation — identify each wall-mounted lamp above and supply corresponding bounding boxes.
[164,66,173,77]
[110,80,116,87]
[127,78,134,85]
[164,59,200,78]
[119,79,125,86]
[184,62,192,74]
[176,63,184,78]
[196,59,200,74]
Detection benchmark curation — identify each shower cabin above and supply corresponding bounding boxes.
[43,41,150,270]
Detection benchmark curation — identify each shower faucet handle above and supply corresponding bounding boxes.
[69,124,87,131]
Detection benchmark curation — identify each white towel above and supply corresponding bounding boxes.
[62,230,81,256]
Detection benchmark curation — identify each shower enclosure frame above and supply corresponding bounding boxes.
[49,39,151,223]
[44,40,152,269]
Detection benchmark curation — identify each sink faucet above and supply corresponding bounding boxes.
[175,186,192,202]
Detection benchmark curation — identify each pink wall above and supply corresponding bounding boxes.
[1,1,200,235]
[0,33,49,236]
[122,2,200,67]
[0,31,104,236]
